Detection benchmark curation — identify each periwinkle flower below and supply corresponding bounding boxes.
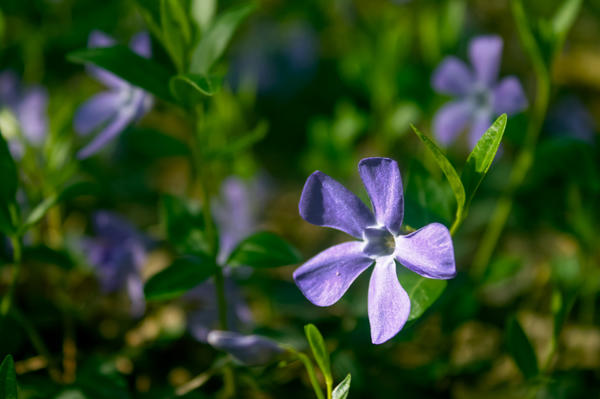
[84,211,149,317]
[207,330,283,366]
[0,70,48,157]
[432,35,527,148]
[74,30,153,159]
[294,158,456,344]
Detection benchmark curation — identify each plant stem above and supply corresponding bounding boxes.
[472,0,551,278]
[296,352,326,399]
[1,232,22,316]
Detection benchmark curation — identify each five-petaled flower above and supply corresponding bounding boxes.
[432,35,527,148]
[74,30,153,159]
[293,157,456,344]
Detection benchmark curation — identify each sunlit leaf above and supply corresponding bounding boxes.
[461,114,507,208]
[304,324,332,384]
[189,2,256,74]
[160,0,192,71]
[332,374,351,399]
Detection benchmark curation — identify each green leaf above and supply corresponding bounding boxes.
[20,181,97,233]
[189,2,256,74]
[304,324,332,385]
[160,0,192,71]
[410,124,465,228]
[397,267,447,321]
[169,74,222,106]
[0,204,15,235]
[124,127,189,158]
[552,0,582,42]
[506,317,539,379]
[206,121,268,160]
[161,195,217,256]
[145,255,217,301]
[461,114,507,208]
[227,231,302,268]
[332,374,351,399]
[0,355,18,399]
[191,0,216,32]
[68,45,174,102]
[0,131,18,203]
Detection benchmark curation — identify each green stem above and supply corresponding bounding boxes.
[472,0,551,278]
[296,352,326,399]
[1,232,22,316]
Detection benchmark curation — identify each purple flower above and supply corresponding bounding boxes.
[432,35,527,148]
[207,330,283,366]
[74,31,153,159]
[185,176,269,341]
[0,70,48,157]
[83,211,149,317]
[545,97,595,142]
[293,157,456,344]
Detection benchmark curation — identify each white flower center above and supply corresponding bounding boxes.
[362,226,396,258]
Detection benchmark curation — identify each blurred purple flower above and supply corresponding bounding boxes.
[432,35,527,148]
[74,31,153,159]
[294,157,456,344]
[0,70,48,157]
[83,211,149,317]
[228,20,318,96]
[185,176,270,341]
[207,330,283,366]
[545,96,595,142]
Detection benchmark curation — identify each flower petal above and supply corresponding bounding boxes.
[293,241,373,307]
[358,157,404,235]
[73,91,122,136]
[394,223,456,279]
[77,109,134,159]
[207,331,283,366]
[469,35,503,86]
[299,171,375,238]
[468,111,492,149]
[17,87,48,145]
[130,31,152,58]
[432,100,473,146]
[368,256,410,344]
[431,56,474,96]
[492,76,528,115]
[126,274,146,317]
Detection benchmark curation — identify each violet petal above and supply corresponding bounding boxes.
[368,256,410,344]
[207,330,283,366]
[432,100,473,146]
[492,76,528,115]
[299,171,375,239]
[130,31,152,58]
[394,223,456,279]
[73,91,122,136]
[468,35,503,87]
[431,56,474,96]
[358,157,404,235]
[293,241,373,307]
[77,109,133,159]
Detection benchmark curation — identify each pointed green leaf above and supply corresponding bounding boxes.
[68,45,174,102]
[0,355,18,399]
[397,267,447,321]
[461,114,507,208]
[332,374,351,399]
[160,0,192,71]
[507,317,539,379]
[190,2,256,74]
[552,0,582,41]
[227,231,302,268]
[0,131,17,203]
[191,0,216,32]
[304,324,332,384]
[410,124,465,226]
[144,255,217,301]
[169,73,222,106]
